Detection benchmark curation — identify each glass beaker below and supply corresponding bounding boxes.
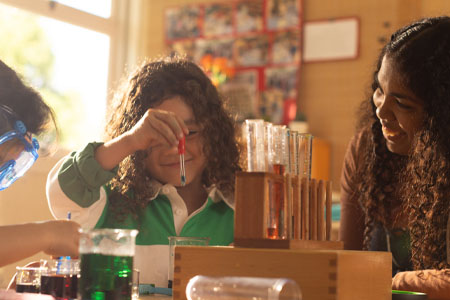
[168,237,210,288]
[40,258,79,300]
[186,275,302,300]
[78,228,138,300]
[15,266,42,293]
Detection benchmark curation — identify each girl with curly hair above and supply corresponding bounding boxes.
[0,59,79,266]
[46,56,242,287]
[339,17,450,298]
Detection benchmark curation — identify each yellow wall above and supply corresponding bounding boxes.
[141,0,450,192]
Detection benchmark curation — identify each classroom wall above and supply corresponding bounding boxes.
[140,0,450,193]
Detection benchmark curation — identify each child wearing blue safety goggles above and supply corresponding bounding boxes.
[0,60,80,269]
[0,104,39,190]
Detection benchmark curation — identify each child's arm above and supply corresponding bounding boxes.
[94,108,189,171]
[47,108,188,227]
[0,220,80,267]
[392,269,450,299]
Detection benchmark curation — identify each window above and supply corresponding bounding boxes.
[0,0,119,150]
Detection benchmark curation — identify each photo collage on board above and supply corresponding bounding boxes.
[165,0,302,124]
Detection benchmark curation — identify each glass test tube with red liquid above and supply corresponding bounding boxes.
[267,125,287,239]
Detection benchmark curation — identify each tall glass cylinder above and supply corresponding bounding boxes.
[267,125,288,239]
[298,134,313,179]
[289,131,299,176]
[245,119,266,172]
[264,122,273,172]
[269,125,287,174]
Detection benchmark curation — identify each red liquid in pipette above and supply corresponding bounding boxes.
[178,136,186,186]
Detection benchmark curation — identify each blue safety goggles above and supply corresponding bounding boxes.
[0,121,39,191]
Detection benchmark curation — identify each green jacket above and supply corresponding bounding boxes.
[46,142,234,287]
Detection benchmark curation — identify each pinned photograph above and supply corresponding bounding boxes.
[265,66,298,100]
[221,70,259,121]
[235,35,269,67]
[194,38,234,62]
[236,1,264,34]
[271,30,301,64]
[165,6,201,40]
[266,0,300,30]
[204,3,233,37]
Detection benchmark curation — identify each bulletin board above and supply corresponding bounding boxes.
[165,0,303,124]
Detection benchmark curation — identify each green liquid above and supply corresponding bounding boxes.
[79,253,133,300]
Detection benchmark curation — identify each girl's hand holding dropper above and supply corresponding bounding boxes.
[127,108,189,151]
[95,108,189,171]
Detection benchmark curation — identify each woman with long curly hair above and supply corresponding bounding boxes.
[339,17,450,298]
[47,56,242,287]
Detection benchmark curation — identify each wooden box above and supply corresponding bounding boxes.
[172,246,392,300]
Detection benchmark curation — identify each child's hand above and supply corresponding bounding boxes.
[127,108,189,151]
[41,220,80,257]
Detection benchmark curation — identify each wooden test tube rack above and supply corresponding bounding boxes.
[234,171,343,250]
[172,172,392,300]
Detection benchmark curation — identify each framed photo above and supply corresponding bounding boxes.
[271,30,300,64]
[303,17,359,62]
[235,35,269,67]
[204,3,234,37]
[236,1,263,34]
[266,0,300,30]
[165,6,201,40]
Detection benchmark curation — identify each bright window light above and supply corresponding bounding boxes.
[53,0,111,18]
[0,3,110,150]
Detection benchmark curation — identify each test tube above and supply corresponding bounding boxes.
[267,125,288,239]
[245,119,266,172]
[269,125,287,174]
[264,122,273,172]
[298,134,313,179]
[290,131,299,176]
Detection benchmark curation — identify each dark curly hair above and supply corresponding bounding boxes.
[105,56,242,220]
[355,16,450,270]
[0,60,56,136]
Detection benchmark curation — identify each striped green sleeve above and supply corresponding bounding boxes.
[58,142,118,208]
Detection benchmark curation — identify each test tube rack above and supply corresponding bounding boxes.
[234,171,343,250]
[172,173,392,300]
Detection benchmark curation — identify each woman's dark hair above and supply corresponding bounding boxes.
[0,60,56,136]
[106,56,242,219]
[356,16,450,270]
